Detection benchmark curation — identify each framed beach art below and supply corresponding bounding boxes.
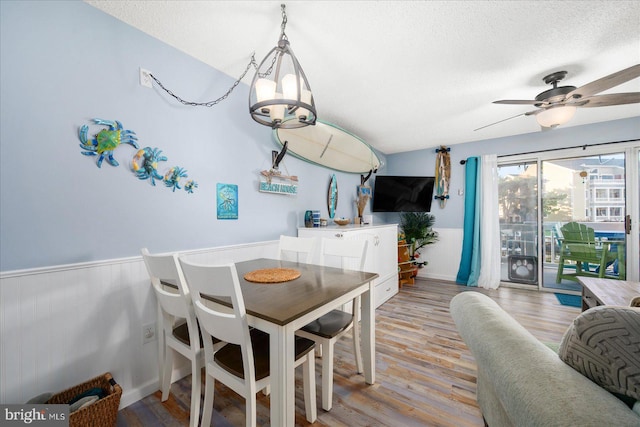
[216,183,238,219]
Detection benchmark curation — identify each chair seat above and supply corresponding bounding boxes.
[214,329,315,381]
[173,322,221,348]
[301,309,354,339]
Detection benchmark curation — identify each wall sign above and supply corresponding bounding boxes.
[217,183,238,219]
[259,140,298,196]
[259,181,298,195]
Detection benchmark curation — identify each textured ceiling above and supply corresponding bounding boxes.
[84,0,640,154]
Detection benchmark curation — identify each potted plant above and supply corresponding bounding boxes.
[399,212,438,268]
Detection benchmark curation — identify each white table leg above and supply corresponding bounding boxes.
[269,325,296,427]
[156,301,165,387]
[361,282,375,384]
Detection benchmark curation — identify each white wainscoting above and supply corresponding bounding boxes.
[415,228,463,282]
[0,231,462,408]
[0,241,278,408]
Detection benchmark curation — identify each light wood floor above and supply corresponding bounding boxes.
[117,279,580,426]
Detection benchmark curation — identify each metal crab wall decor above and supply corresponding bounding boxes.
[77,118,198,195]
[132,147,167,186]
[163,166,188,192]
[79,119,139,167]
[184,180,198,194]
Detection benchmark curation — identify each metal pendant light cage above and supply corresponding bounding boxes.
[249,5,317,129]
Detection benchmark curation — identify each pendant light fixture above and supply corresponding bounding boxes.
[249,4,317,129]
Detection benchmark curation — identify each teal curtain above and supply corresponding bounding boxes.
[456,157,481,286]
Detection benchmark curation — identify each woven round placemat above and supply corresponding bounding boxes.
[244,268,301,284]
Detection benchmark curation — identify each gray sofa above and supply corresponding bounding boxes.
[450,291,640,427]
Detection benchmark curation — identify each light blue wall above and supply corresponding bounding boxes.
[0,1,377,271]
[2,2,637,271]
[382,117,640,228]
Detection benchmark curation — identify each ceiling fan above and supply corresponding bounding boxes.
[476,64,640,131]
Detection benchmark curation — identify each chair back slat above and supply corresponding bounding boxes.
[179,258,258,389]
[141,248,199,348]
[560,222,598,260]
[320,238,368,271]
[179,259,249,347]
[142,249,191,317]
[278,235,316,263]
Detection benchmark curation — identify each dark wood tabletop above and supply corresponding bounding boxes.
[164,258,378,326]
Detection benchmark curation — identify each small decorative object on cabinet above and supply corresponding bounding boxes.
[298,223,398,308]
[304,210,313,227]
[356,185,371,224]
[334,218,350,226]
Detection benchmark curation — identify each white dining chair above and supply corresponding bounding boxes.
[179,258,317,427]
[141,248,224,427]
[277,235,316,263]
[295,237,368,411]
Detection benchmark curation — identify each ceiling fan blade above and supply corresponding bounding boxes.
[576,92,640,107]
[493,99,541,105]
[474,110,539,131]
[566,64,640,100]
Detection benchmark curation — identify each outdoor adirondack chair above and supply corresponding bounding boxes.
[555,222,619,283]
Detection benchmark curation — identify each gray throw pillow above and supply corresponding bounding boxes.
[559,305,640,401]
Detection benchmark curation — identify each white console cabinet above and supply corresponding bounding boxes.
[298,224,399,308]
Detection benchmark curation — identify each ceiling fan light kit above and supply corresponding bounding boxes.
[249,4,317,129]
[482,64,640,131]
[536,105,577,128]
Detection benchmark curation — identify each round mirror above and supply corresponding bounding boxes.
[273,119,381,173]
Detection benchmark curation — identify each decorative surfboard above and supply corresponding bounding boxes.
[327,174,338,218]
[434,146,451,208]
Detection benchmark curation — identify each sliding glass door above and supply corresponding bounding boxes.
[541,153,627,292]
[497,142,638,290]
[498,161,539,286]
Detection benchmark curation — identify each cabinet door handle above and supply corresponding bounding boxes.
[335,233,343,238]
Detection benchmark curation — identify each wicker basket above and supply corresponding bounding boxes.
[47,372,122,427]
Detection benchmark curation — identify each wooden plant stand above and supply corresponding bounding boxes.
[398,240,418,288]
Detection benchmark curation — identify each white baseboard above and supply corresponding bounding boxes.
[120,378,159,409]
[120,365,192,409]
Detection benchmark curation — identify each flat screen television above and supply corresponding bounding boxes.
[372,175,435,212]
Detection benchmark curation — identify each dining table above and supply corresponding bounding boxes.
[164,257,379,427]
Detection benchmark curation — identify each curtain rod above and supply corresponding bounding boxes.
[459,138,639,164]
